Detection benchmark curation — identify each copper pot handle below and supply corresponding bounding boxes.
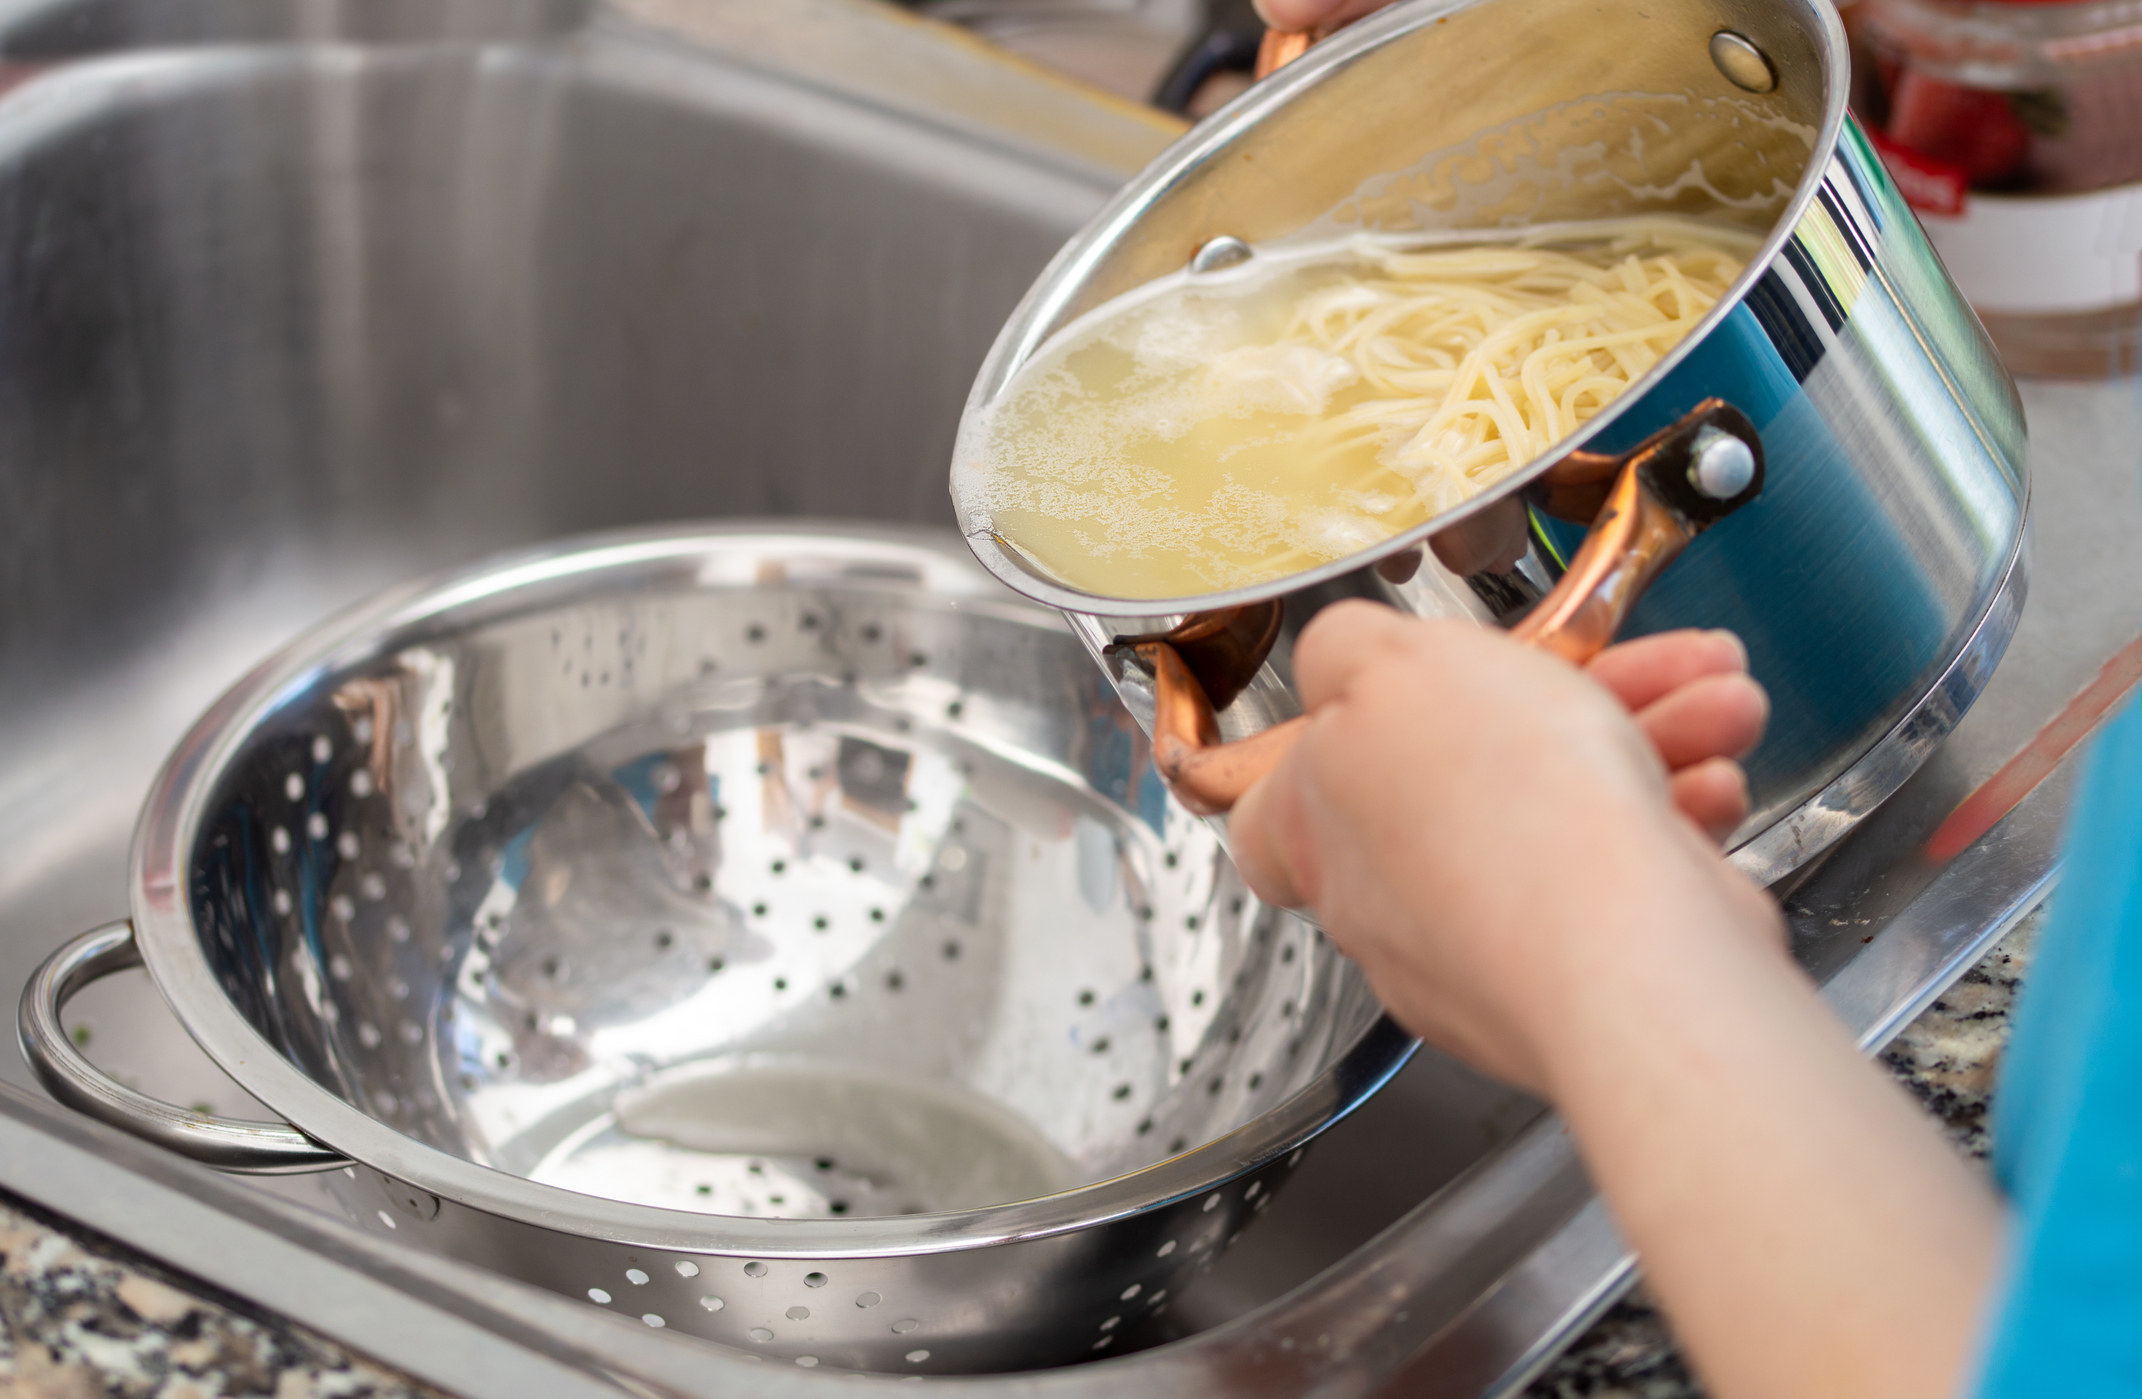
[1126,401,1764,817]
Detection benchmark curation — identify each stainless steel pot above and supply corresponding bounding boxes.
[18,526,1410,1375]
[952,0,2030,876]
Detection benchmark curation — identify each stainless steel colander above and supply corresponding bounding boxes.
[22,525,1409,1374]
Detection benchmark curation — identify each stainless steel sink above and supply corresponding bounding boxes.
[0,2,2128,1396]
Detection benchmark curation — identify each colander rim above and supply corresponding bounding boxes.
[129,522,1418,1256]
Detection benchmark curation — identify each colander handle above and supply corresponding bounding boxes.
[18,921,351,1175]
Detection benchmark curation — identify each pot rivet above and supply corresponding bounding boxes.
[1709,31,1777,94]
[1690,428,1758,500]
[1190,236,1254,274]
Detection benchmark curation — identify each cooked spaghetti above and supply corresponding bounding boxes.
[952,216,1756,600]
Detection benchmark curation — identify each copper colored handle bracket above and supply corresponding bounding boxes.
[1254,28,1315,79]
[1126,400,1764,817]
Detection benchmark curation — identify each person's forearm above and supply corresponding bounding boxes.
[1537,883,2005,1399]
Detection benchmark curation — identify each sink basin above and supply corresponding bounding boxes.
[0,3,2085,1397]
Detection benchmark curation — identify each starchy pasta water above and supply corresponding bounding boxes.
[952,216,1757,600]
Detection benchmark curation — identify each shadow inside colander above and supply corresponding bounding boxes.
[184,575,1378,1217]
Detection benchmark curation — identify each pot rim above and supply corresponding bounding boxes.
[128,522,1417,1256]
[951,0,1851,618]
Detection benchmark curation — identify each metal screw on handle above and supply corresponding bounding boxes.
[1689,426,1758,500]
[17,921,350,1174]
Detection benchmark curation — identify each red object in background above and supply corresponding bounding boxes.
[1868,129,1970,214]
[1886,70,2035,184]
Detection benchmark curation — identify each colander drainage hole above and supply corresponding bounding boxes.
[699,1296,724,1312]
[786,1306,809,1321]
[813,1158,835,1172]
[747,625,766,643]
[1077,989,1095,1007]
[907,1350,930,1364]
[1091,1038,1111,1055]
[804,1272,828,1287]
[654,929,674,951]
[696,1184,712,1196]
[708,956,726,974]
[771,860,787,875]
[885,970,904,992]
[749,1328,773,1343]
[626,1269,649,1285]
[849,857,866,874]
[675,1261,700,1278]
[869,909,886,923]
[1113,1084,1132,1100]
[773,977,788,992]
[1155,1014,1170,1032]
[588,1288,611,1305]
[829,1201,850,1215]
[642,1313,666,1328]
[753,903,769,917]
[1169,1137,1187,1154]
[744,1261,768,1277]
[812,916,829,932]
[891,1318,920,1335]
[1135,1118,1153,1136]
[941,940,961,961]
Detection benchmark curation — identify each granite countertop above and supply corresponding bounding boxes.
[0,907,2046,1399]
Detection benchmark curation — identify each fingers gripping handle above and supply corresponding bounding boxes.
[1132,401,1765,816]
[18,921,349,1174]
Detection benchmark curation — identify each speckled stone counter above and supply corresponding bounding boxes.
[1522,903,2047,1399]
[0,1191,443,1399]
[0,906,2046,1399]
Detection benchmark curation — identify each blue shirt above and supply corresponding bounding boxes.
[1973,695,2142,1394]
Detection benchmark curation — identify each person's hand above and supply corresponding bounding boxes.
[1584,627,1767,841]
[1253,0,1402,34]
[1230,602,2002,1399]
[1228,601,1779,1095]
